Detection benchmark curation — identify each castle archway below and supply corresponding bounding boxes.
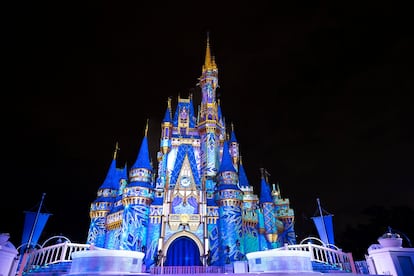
[163,231,203,266]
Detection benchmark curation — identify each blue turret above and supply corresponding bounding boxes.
[160,98,172,154]
[121,122,154,251]
[238,157,249,189]
[259,168,279,249]
[105,164,128,249]
[216,141,243,264]
[87,143,120,247]
[229,123,239,168]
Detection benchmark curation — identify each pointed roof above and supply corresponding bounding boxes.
[162,97,172,123]
[189,94,197,127]
[172,99,197,130]
[202,32,217,72]
[238,157,249,188]
[229,123,237,143]
[259,169,272,203]
[217,99,223,122]
[218,140,236,173]
[99,143,120,190]
[131,121,152,170]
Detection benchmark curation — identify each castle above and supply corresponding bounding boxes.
[86,37,296,269]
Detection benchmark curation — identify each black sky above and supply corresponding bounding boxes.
[2,1,413,258]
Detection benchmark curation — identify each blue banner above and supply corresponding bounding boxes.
[21,211,51,248]
[311,215,335,245]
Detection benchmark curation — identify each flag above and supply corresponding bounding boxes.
[21,211,51,249]
[311,214,335,245]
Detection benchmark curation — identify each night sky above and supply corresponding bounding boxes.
[3,1,413,259]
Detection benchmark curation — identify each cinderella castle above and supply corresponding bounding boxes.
[86,37,296,270]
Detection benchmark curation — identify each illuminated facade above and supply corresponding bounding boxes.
[86,37,296,269]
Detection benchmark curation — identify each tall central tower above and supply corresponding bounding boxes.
[87,35,297,271]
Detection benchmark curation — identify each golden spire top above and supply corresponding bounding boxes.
[231,122,234,132]
[203,32,217,72]
[167,97,172,109]
[113,142,120,160]
[144,119,149,137]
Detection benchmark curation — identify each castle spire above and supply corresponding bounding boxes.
[113,142,120,160]
[144,118,149,137]
[259,168,272,203]
[131,122,152,171]
[202,32,217,72]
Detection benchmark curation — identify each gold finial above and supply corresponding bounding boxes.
[204,32,211,68]
[145,119,149,137]
[231,122,234,132]
[260,168,265,179]
[203,32,217,72]
[167,97,172,109]
[113,142,120,160]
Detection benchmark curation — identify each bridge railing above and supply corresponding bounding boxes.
[279,243,356,273]
[23,242,356,274]
[24,242,91,272]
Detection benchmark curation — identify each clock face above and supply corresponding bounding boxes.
[180,176,191,187]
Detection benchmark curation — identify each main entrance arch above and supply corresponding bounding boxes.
[164,233,203,266]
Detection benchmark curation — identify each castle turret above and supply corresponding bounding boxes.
[259,168,279,249]
[160,98,172,154]
[121,122,154,251]
[229,123,239,168]
[87,143,120,247]
[105,164,128,249]
[197,34,223,180]
[272,183,296,245]
[216,141,243,264]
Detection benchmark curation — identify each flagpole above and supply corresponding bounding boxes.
[17,192,46,276]
[316,198,329,246]
[27,193,46,252]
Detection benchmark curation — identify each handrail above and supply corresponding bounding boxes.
[23,242,92,272]
[23,242,356,274]
[276,243,356,273]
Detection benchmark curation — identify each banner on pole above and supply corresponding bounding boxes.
[21,211,51,248]
[311,214,335,245]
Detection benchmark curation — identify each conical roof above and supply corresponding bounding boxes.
[218,141,236,173]
[131,135,152,171]
[259,176,272,203]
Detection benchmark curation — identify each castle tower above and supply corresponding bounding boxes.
[216,141,243,264]
[259,168,279,249]
[197,34,224,182]
[272,183,297,245]
[229,123,239,168]
[239,157,260,254]
[121,123,154,251]
[105,164,128,249]
[87,143,120,247]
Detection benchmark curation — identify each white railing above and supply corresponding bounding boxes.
[277,243,356,273]
[23,242,356,274]
[24,242,91,272]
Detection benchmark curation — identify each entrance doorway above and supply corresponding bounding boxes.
[165,236,202,266]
